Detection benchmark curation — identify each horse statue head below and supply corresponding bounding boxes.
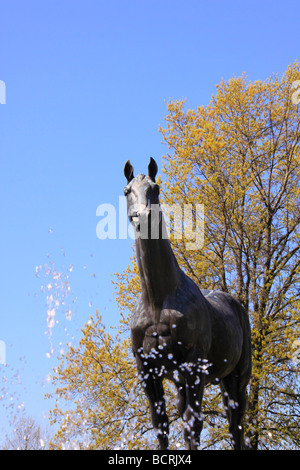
[124,157,162,238]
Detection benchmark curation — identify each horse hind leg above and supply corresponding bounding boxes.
[220,372,248,450]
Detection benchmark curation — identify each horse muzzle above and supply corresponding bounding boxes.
[129,206,162,237]
[128,207,149,233]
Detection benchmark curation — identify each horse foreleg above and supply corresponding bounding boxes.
[183,372,205,450]
[175,382,186,418]
[141,371,169,450]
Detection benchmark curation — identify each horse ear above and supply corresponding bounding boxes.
[124,160,134,182]
[148,157,158,182]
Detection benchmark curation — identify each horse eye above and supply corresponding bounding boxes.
[124,186,131,196]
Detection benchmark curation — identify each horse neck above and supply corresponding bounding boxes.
[135,234,181,310]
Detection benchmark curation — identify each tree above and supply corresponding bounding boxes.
[1,416,51,450]
[158,62,300,449]
[50,62,300,449]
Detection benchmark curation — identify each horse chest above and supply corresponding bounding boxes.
[136,321,177,373]
[132,302,178,351]
[143,322,171,352]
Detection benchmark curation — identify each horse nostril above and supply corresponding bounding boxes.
[130,211,140,225]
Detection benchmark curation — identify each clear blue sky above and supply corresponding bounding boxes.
[0,0,299,440]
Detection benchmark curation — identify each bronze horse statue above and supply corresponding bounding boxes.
[124,158,252,450]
